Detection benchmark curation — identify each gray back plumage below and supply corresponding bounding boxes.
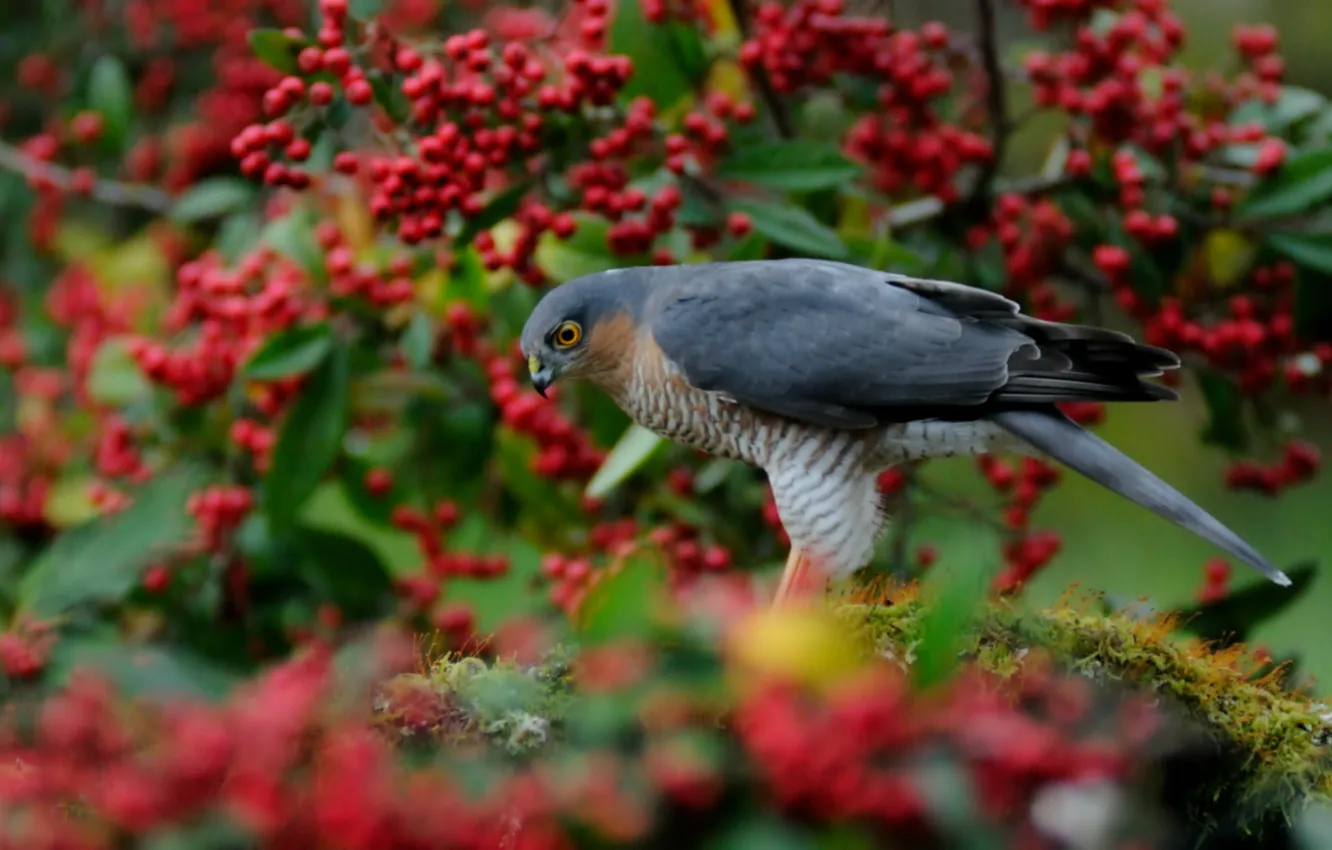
[639,259,1177,429]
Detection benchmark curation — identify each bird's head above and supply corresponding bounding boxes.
[519,268,653,397]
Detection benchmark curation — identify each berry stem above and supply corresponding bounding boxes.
[725,0,794,139]
[970,0,1010,206]
[0,139,173,213]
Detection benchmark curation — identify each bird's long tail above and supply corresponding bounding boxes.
[990,406,1291,586]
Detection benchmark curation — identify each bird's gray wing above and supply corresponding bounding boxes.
[647,260,1177,429]
[646,260,1035,429]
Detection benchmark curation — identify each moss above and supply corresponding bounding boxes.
[372,648,574,757]
[834,589,1332,834]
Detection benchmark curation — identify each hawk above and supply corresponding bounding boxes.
[519,259,1289,602]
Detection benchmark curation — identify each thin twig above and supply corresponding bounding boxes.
[888,463,919,575]
[969,0,1009,206]
[0,140,174,214]
[725,0,794,139]
[914,480,1014,537]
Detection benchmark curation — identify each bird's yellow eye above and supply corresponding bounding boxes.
[553,320,582,348]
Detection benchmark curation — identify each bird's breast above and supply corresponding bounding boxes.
[613,359,795,467]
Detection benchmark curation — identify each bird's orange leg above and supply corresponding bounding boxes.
[773,548,829,606]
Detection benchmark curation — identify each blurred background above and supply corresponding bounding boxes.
[2,0,1331,680]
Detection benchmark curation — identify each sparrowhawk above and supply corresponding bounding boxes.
[519,259,1290,601]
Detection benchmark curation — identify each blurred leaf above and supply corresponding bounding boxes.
[455,181,531,248]
[715,140,862,191]
[1294,269,1332,340]
[726,232,769,261]
[730,198,849,259]
[348,0,383,19]
[263,340,350,529]
[663,20,711,88]
[44,474,99,527]
[1197,371,1248,451]
[1237,145,1332,221]
[535,215,628,283]
[242,323,333,381]
[19,463,206,617]
[336,454,404,526]
[1230,86,1326,132]
[1266,231,1332,275]
[399,311,435,370]
[47,636,239,702]
[88,56,131,148]
[169,178,256,224]
[913,757,996,850]
[706,818,817,850]
[913,532,995,689]
[216,212,263,262]
[608,0,695,111]
[1105,216,1167,302]
[248,28,307,74]
[440,246,490,311]
[1174,561,1316,645]
[261,209,324,279]
[585,425,665,499]
[368,71,409,124]
[87,336,151,405]
[576,553,669,644]
[495,429,583,531]
[1203,228,1257,288]
[292,526,394,620]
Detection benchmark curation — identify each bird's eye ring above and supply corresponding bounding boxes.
[553,320,582,348]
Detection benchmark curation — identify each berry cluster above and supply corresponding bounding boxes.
[742,3,992,201]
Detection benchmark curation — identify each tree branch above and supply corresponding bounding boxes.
[725,0,794,139]
[0,140,173,214]
[969,0,1009,206]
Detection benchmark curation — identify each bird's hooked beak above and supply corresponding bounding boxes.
[528,354,554,398]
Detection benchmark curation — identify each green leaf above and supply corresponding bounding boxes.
[607,0,695,111]
[169,178,256,224]
[400,311,435,370]
[248,28,307,74]
[1230,86,1326,132]
[585,424,665,499]
[1197,370,1248,451]
[535,214,634,283]
[47,637,240,702]
[729,198,849,259]
[368,71,409,124]
[1266,231,1332,275]
[1237,145,1332,221]
[455,181,531,248]
[715,141,863,191]
[261,210,324,279]
[576,553,669,644]
[706,818,817,850]
[19,463,207,617]
[1175,561,1316,645]
[242,323,333,381]
[292,526,394,620]
[912,529,996,689]
[88,56,132,148]
[263,340,350,529]
[347,0,383,19]
[87,336,151,405]
[336,452,408,527]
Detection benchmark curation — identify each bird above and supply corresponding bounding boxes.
[519,258,1291,603]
